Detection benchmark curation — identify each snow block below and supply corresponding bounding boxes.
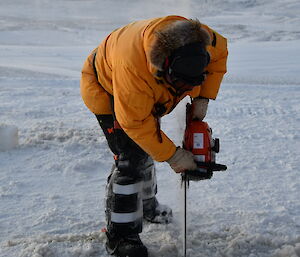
[0,124,19,151]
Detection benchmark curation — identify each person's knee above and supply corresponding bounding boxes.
[106,168,143,236]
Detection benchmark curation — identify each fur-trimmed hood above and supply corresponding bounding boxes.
[150,19,211,71]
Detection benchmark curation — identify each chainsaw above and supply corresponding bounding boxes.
[181,102,227,257]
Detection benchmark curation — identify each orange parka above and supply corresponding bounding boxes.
[80,15,228,162]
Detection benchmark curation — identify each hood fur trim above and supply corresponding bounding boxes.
[150,19,211,71]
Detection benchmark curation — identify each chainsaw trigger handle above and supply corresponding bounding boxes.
[181,162,227,182]
[196,161,227,172]
[182,169,213,181]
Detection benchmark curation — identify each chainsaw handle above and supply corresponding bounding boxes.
[196,161,227,172]
[182,169,213,181]
[181,162,227,182]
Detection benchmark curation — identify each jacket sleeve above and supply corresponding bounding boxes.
[198,30,228,100]
[113,64,177,162]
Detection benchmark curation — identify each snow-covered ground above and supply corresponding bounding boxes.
[0,0,299,256]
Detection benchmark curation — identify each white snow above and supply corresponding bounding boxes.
[0,0,299,256]
[0,125,18,151]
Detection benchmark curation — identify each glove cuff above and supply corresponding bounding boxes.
[166,147,181,164]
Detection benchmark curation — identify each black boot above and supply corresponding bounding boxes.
[143,197,173,224]
[106,233,148,257]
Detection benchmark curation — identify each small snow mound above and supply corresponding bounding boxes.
[272,242,300,257]
[156,244,179,257]
[8,231,106,257]
[0,124,18,151]
[23,123,103,146]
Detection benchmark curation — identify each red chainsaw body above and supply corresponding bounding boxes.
[183,121,216,164]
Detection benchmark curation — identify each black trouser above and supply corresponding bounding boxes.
[96,115,157,237]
